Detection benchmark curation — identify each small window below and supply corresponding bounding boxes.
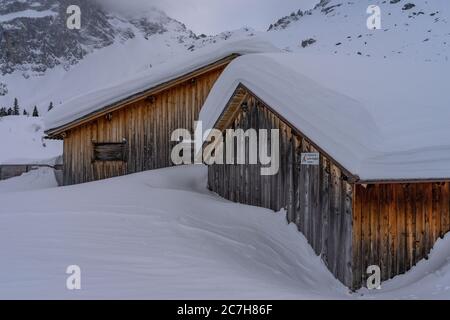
[93,140,128,162]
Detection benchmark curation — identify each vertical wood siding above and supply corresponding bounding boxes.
[62,67,224,185]
[353,182,450,288]
[208,94,354,288]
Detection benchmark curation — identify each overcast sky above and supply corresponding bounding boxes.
[96,0,319,35]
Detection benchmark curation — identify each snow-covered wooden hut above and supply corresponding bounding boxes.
[45,39,278,185]
[199,53,450,289]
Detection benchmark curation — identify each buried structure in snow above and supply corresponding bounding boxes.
[44,39,278,185]
[45,40,450,290]
[199,53,450,289]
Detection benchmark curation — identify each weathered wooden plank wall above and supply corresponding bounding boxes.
[353,182,450,288]
[207,87,450,290]
[63,67,224,185]
[208,94,353,288]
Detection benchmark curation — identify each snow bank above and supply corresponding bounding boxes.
[2,164,450,299]
[0,116,62,165]
[360,233,450,299]
[44,38,280,131]
[0,165,348,299]
[199,53,450,181]
[0,167,58,193]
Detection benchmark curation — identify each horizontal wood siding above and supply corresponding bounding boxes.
[208,93,353,288]
[63,67,224,185]
[353,183,450,289]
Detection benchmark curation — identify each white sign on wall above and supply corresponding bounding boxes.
[301,153,320,166]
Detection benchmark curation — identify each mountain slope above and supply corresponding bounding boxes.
[1,0,448,121]
[264,0,449,62]
[0,0,254,114]
[0,0,197,76]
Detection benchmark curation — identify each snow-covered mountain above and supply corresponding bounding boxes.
[0,0,448,117]
[0,0,254,114]
[0,0,198,76]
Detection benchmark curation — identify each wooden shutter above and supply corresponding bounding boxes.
[93,140,128,162]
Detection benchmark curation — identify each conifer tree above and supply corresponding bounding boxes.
[13,98,20,115]
[32,106,39,117]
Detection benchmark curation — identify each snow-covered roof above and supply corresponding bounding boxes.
[199,53,450,181]
[45,38,280,132]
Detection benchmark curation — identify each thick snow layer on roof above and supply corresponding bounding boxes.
[199,53,450,181]
[44,38,280,131]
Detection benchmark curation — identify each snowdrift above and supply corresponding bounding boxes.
[0,116,62,165]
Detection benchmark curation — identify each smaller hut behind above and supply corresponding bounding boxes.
[45,39,279,185]
[199,53,450,289]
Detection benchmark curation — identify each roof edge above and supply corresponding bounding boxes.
[206,83,361,183]
[357,178,450,185]
[46,54,239,137]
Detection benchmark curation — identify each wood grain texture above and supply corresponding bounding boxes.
[207,92,353,288]
[62,67,224,185]
[353,183,450,288]
[207,86,450,291]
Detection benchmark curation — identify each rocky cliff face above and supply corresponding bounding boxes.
[0,0,256,112]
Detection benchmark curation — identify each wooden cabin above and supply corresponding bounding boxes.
[200,54,450,290]
[45,40,277,185]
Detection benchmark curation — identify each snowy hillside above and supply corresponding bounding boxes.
[0,0,255,115]
[2,0,447,117]
[265,0,449,62]
[0,116,61,164]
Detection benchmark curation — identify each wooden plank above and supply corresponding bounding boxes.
[329,164,340,276]
[320,157,330,267]
[415,184,425,263]
[387,184,397,279]
[48,60,233,137]
[397,184,406,275]
[380,184,390,280]
[311,146,321,253]
[441,183,450,238]
[352,184,362,289]
[343,182,353,288]
[287,135,295,223]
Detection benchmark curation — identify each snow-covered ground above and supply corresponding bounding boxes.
[0,116,62,165]
[1,165,450,299]
[0,167,58,193]
[0,166,348,299]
